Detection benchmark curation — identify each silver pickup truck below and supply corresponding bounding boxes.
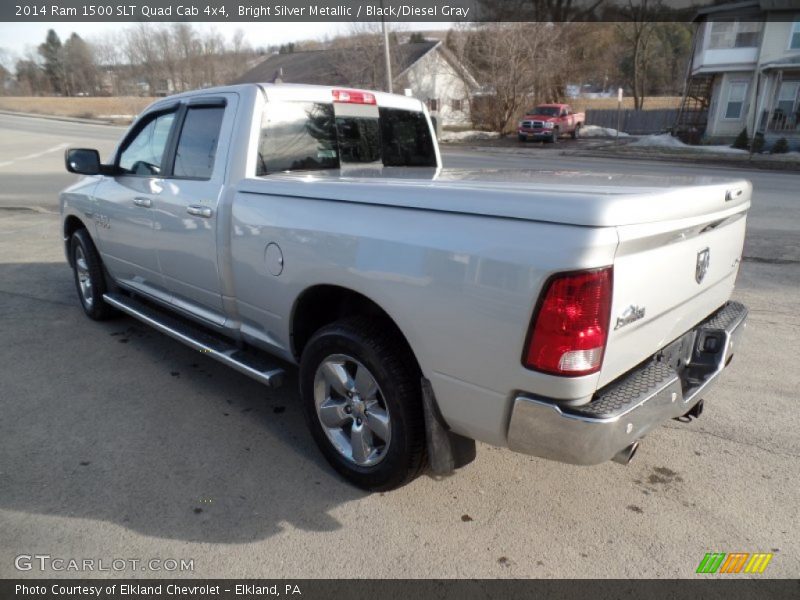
[60,83,749,490]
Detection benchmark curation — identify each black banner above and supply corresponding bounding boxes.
[4,0,799,23]
[2,580,800,600]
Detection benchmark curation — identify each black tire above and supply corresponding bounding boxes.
[550,127,559,144]
[69,228,118,321]
[571,125,580,140]
[518,134,526,142]
[299,317,426,491]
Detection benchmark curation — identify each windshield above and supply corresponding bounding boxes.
[528,106,561,117]
[256,102,436,175]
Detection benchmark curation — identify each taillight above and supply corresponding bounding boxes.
[332,89,377,105]
[523,267,613,376]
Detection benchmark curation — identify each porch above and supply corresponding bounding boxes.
[755,63,800,150]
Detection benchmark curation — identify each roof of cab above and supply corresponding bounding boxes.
[147,82,426,113]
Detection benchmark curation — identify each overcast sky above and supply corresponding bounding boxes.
[0,21,449,63]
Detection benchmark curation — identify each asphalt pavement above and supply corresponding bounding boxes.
[0,113,797,578]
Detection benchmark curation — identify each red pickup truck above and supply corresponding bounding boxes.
[518,103,585,143]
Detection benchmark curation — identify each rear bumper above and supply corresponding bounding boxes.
[507,301,748,465]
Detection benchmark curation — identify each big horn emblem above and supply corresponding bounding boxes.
[696,248,710,284]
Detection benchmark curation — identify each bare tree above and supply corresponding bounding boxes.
[616,0,663,110]
[449,23,569,133]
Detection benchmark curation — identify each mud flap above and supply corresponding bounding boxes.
[421,377,477,475]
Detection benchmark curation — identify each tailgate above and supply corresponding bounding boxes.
[600,184,750,388]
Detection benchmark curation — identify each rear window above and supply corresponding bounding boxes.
[256,102,436,175]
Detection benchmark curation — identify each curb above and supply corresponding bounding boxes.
[0,110,117,126]
[565,148,800,172]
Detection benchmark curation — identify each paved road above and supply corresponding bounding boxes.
[0,113,798,578]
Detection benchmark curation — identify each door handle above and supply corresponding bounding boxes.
[186,204,213,218]
[133,196,152,208]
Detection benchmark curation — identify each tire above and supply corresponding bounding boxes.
[518,134,526,142]
[299,316,426,491]
[550,128,559,144]
[571,125,580,140]
[69,228,118,321]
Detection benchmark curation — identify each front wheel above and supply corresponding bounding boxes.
[550,128,559,143]
[571,125,580,139]
[69,228,117,320]
[299,317,426,491]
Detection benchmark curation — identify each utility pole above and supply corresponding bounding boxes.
[381,11,393,93]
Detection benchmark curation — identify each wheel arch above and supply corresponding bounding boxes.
[290,284,422,374]
[63,215,88,268]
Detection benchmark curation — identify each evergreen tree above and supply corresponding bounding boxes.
[38,29,64,94]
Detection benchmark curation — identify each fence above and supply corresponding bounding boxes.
[585,108,682,135]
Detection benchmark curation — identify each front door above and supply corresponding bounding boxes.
[93,108,178,301]
[154,95,235,324]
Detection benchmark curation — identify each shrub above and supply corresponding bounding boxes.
[732,128,749,150]
[751,133,765,153]
[772,137,790,154]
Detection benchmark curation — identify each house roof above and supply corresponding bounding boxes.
[694,0,798,20]
[232,41,440,87]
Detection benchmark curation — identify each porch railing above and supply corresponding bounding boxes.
[759,109,800,134]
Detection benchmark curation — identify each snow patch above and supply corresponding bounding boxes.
[579,125,629,138]
[630,133,748,154]
[438,130,501,142]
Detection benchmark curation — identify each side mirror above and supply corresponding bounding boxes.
[65,148,102,175]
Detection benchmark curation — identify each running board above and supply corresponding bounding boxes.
[103,293,284,388]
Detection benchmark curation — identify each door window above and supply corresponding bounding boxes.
[173,106,225,179]
[118,112,176,176]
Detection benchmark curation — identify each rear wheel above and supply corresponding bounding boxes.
[299,317,426,491]
[69,228,117,321]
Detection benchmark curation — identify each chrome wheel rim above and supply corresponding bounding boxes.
[74,246,93,308]
[313,354,391,467]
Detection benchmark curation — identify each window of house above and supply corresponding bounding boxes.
[451,99,463,112]
[790,19,800,50]
[708,20,762,49]
[173,106,225,179]
[776,81,800,117]
[724,81,748,119]
[118,111,176,176]
[428,98,439,112]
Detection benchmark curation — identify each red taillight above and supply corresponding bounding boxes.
[332,89,377,105]
[524,267,613,376]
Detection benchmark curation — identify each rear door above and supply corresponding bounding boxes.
[154,94,237,325]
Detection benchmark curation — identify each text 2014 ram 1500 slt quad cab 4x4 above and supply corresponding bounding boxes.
[60,84,749,490]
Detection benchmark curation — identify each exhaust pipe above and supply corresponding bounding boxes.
[612,441,639,465]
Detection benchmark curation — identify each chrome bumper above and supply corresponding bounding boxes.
[507,301,748,465]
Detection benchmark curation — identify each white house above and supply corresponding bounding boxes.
[233,40,479,128]
[677,0,800,148]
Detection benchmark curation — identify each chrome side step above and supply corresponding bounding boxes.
[103,293,284,388]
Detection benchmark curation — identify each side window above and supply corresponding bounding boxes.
[724,81,748,119]
[118,112,176,176]
[173,106,225,179]
[791,19,800,50]
[257,102,337,175]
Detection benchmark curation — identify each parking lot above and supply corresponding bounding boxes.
[0,113,798,578]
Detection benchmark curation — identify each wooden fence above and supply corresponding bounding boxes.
[585,108,683,135]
